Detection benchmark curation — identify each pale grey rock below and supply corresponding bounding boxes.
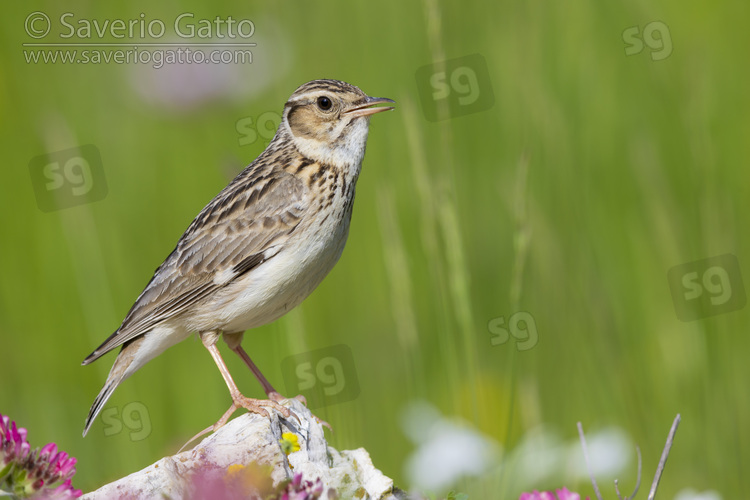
[82,399,401,499]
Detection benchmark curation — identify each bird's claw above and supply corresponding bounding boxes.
[269,391,331,431]
[178,395,300,452]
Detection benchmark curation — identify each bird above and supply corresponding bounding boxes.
[81,79,394,438]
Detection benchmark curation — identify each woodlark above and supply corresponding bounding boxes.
[82,79,394,437]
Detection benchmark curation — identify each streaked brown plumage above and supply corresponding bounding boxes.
[82,79,394,438]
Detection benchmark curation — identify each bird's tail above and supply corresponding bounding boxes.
[82,338,144,437]
[83,375,122,437]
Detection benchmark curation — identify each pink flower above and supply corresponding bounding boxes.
[1,415,31,466]
[34,479,83,500]
[520,492,556,500]
[519,488,587,500]
[0,412,81,499]
[278,472,326,500]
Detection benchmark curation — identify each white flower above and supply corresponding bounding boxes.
[401,400,501,492]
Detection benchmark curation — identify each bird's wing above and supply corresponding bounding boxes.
[83,170,308,363]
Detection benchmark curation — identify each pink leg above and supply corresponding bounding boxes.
[180,331,296,451]
[229,343,333,430]
[230,343,310,405]
[223,332,307,404]
[230,343,279,396]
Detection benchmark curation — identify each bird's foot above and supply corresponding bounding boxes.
[178,395,300,452]
[268,391,333,432]
[268,391,306,405]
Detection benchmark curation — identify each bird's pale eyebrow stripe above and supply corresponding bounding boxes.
[298,82,354,93]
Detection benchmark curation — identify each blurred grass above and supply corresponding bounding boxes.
[1,0,749,497]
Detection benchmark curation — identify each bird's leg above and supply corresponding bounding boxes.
[203,330,292,418]
[223,332,306,405]
[223,332,278,397]
[224,333,332,431]
[180,331,295,451]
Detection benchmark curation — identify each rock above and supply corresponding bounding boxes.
[82,399,402,499]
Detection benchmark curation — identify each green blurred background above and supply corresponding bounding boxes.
[1,1,748,497]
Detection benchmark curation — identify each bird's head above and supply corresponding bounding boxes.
[279,79,394,168]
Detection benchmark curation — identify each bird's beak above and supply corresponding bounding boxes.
[344,96,395,118]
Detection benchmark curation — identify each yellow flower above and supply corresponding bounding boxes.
[224,462,274,494]
[227,464,245,475]
[280,432,300,455]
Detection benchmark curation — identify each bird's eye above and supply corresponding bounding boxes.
[317,96,333,111]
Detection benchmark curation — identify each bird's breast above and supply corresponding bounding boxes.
[206,167,358,333]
